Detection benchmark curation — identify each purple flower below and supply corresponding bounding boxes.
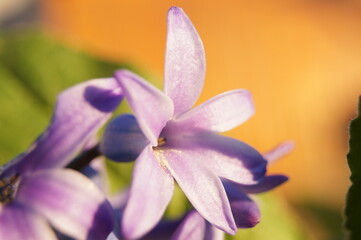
[171,173,288,240]
[139,175,287,240]
[101,7,268,239]
[150,144,292,240]
[101,143,291,240]
[0,78,123,240]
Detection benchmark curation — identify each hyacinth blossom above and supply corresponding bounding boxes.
[0,78,123,240]
[100,141,292,240]
[152,144,292,240]
[170,178,290,240]
[101,6,273,239]
[156,176,289,240]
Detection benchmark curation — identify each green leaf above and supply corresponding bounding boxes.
[345,97,361,240]
[165,183,191,219]
[0,64,49,162]
[294,200,343,240]
[0,31,132,164]
[105,160,134,193]
[0,31,135,106]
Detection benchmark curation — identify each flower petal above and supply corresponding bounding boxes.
[107,232,120,240]
[141,219,182,240]
[16,169,114,240]
[170,89,254,132]
[16,78,123,175]
[162,149,237,235]
[263,141,294,163]
[0,202,57,240]
[114,70,174,145]
[234,175,289,194]
[171,211,206,240]
[164,7,206,115]
[122,145,174,239]
[205,223,225,240]
[223,181,261,228]
[100,114,149,162]
[164,131,267,184]
[231,197,260,229]
[223,182,260,228]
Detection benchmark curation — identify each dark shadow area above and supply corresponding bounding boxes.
[87,200,115,240]
[292,201,344,240]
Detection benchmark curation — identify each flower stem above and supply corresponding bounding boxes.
[66,144,101,171]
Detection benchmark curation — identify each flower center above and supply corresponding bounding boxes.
[157,137,166,147]
[0,175,19,205]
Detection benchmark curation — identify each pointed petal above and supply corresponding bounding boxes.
[171,211,206,240]
[170,89,254,132]
[16,169,114,240]
[164,7,206,115]
[223,182,260,228]
[17,78,123,175]
[231,196,260,229]
[263,141,294,163]
[162,149,237,234]
[0,202,57,240]
[114,70,174,145]
[234,175,289,194]
[122,145,174,239]
[165,131,267,184]
[100,114,149,162]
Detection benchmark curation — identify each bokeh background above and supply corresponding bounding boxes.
[2,0,361,239]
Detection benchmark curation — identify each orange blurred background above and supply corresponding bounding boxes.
[40,0,361,210]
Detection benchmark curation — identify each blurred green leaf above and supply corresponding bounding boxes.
[345,97,361,240]
[165,183,191,220]
[0,64,49,162]
[105,160,134,193]
[0,31,134,106]
[294,201,343,240]
[0,31,132,164]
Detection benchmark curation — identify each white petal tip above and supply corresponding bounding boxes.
[168,6,183,15]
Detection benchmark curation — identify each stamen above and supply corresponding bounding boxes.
[157,137,166,147]
[0,175,19,205]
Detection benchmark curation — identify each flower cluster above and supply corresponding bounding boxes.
[0,6,290,240]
